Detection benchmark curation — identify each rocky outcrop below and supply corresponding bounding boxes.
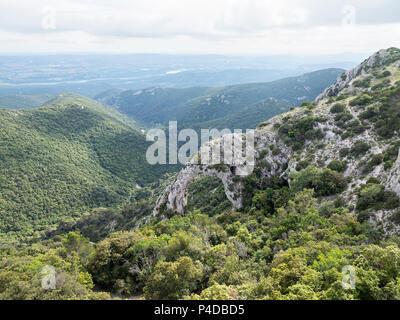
[388,149,400,196]
[151,133,252,218]
[152,48,400,227]
[152,129,292,218]
[316,48,392,101]
[151,164,243,219]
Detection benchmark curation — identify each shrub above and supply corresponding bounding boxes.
[192,283,236,300]
[384,161,396,170]
[366,177,380,184]
[356,184,385,211]
[350,141,370,157]
[390,211,400,225]
[363,154,384,173]
[339,148,350,158]
[334,112,353,123]
[384,193,400,210]
[270,145,281,156]
[327,160,347,173]
[336,95,349,101]
[330,103,346,114]
[143,256,202,300]
[278,116,323,149]
[345,120,367,134]
[300,101,313,108]
[359,107,378,120]
[357,184,400,212]
[383,144,399,170]
[319,201,336,218]
[290,166,347,197]
[353,77,372,88]
[296,159,311,172]
[374,86,400,138]
[349,94,373,106]
[372,79,391,91]
[384,144,400,162]
[376,70,391,79]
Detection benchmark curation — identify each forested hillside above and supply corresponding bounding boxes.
[97,69,343,129]
[0,93,174,241]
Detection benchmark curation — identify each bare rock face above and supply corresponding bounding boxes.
[316,49,392,101]
[151,133,249,219]
[388,149,400,196]
[152,130,292,218]
[151,164,242,219]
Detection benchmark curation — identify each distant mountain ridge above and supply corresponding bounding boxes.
[0,94,53,109]
[96,68,344,129]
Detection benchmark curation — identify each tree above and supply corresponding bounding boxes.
[290,166,346,197]
[354,245,400,300]
[143,257,202,300]
[62,232,94,266]
[191,283,236,300]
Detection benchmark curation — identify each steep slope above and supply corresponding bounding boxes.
[0,93,172,240]
[154,48,400,234]
[97,69,343,128]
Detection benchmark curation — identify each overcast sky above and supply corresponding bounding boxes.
[1,0,399,55]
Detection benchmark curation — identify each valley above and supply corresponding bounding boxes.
[0,48,400,301]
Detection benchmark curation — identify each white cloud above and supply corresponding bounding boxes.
[0,0,399,54]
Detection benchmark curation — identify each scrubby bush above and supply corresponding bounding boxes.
[278,116,324,149]
[376,70,392,79]
[349,94,373,106]
[390,211,400,224]
[290,166,347,197]
[191,283,236,300]
[357,184,400,212]
[319,201,336,218]
[374,86,400,138]
[353,77,372,88]
[383,144,399,170]
[360,107,378,120]
[330,103,346,114]
[327,160,347,173]
[366,177,380,184]
[350,141,370,157]
[357,184,385,211]
[363,154,384,173]
[334,112,353,123]
[143,256,202,300]
[372,79,391,91]
[339,148,350,158]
